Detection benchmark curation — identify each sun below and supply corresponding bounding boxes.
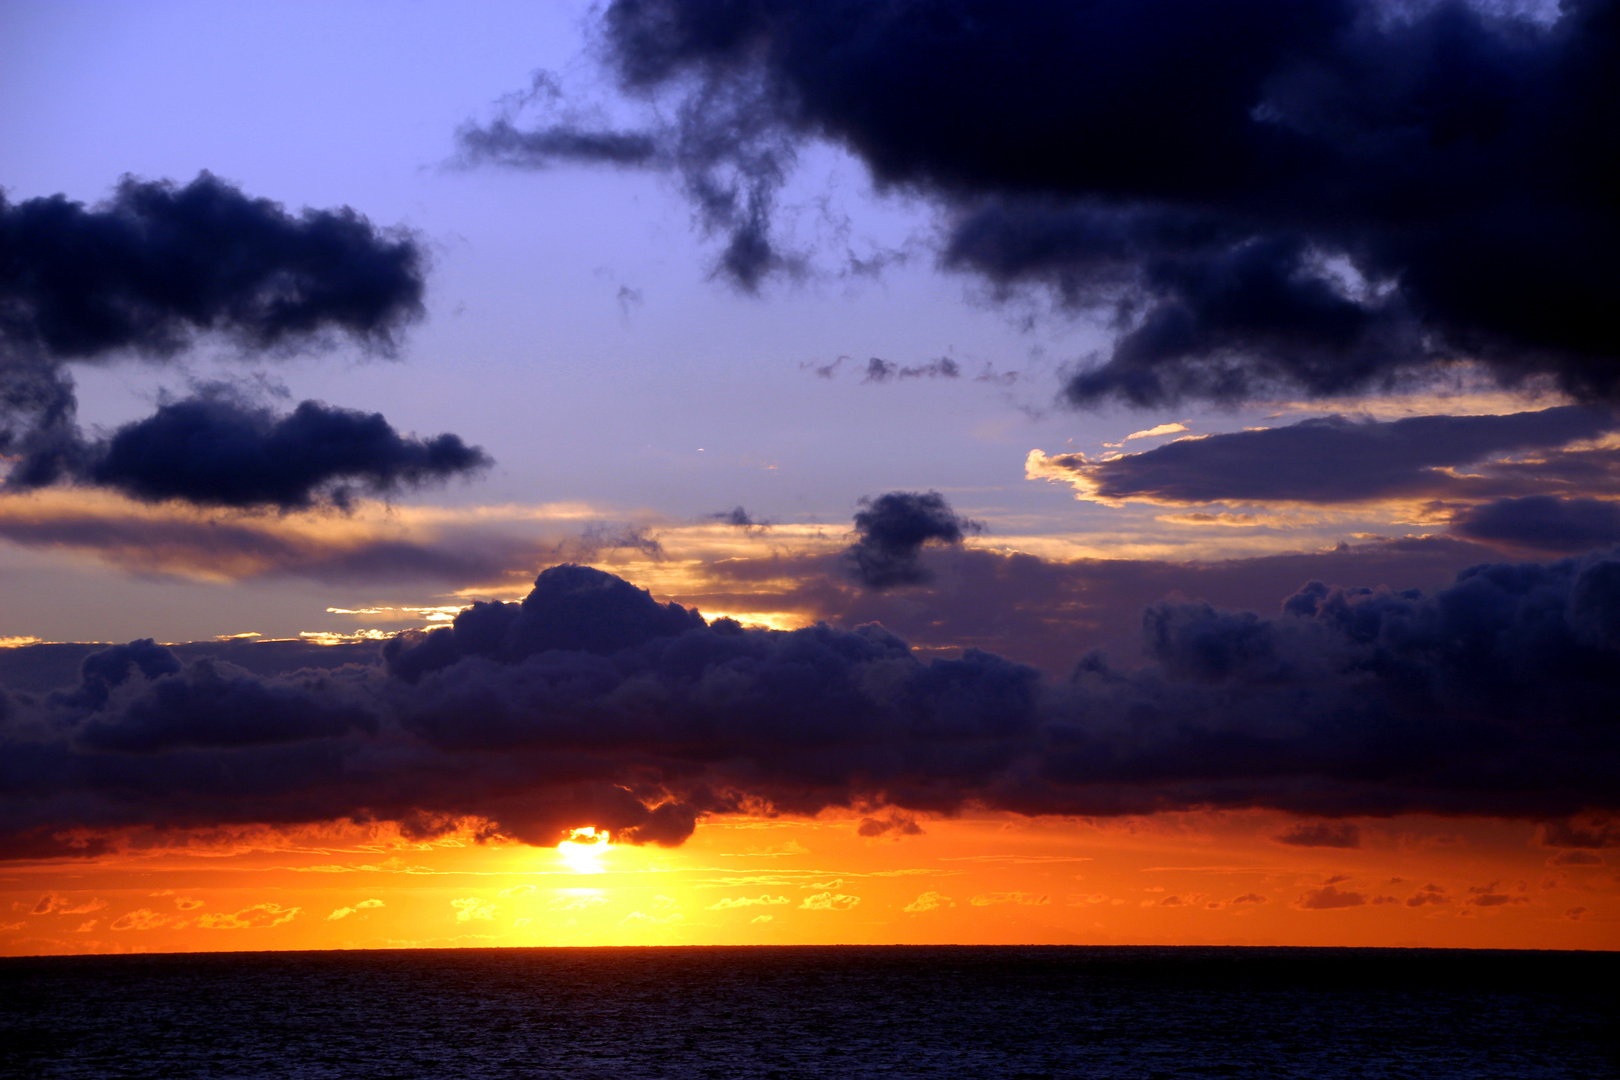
[557,827,609,874]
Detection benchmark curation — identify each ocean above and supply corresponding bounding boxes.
[1,946,1613,1078]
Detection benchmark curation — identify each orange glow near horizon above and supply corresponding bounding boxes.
[1,810,1614,957]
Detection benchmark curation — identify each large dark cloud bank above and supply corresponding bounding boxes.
[2,550,1616,859]
[464,0,1619,405]
[1,173,487,507]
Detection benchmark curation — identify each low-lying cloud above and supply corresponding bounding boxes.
[2,547,1615,860]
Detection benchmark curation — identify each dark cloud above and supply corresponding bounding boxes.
[2,550,1618,859]
[1537,817,1619,849]
[1451,496,1620,553]
[857,810,924,838]
[382,563,706,683]
[1297,885,1366,910]
[0,173,458,507]
[1032,406,1619,505]
[457,117,662,170]
[30,394,490,510]
[71,652,376,754]
[846,491,982,589]
[695,533,1500,675]
[862,357,960,383]
[467,0,1620,405]
[1467,881,1529,907]
[1406,883,1449,907]
[1275,821,1361,848]
[711,505,769,529]
[1,172,423,360]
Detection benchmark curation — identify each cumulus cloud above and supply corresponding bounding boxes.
[550,893,608,912]
[31,394,490,510]
[196,903,299,929]
[903,891,952,913]
[1,173,421,360]
[970,892,1050,907]
[1406,884,1450,908]
[857,810,923,838]
[845,491,981,589]
[451,897,496,922]
[327,898,384,920]
[1538,817,1620,849]
[707,894,788,909]
[109,908,176,931]
[1,551,1618,861]
[1275,822,1362,849]
[467,0,1620,405]
[1468,882,1531,907]
[29,894,106,916]
[696,531,1502,675]
[0,173,491,509]
[1297,885,1366,910]
[800,892,860,911]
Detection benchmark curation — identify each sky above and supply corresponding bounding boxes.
[0,0,1616,955]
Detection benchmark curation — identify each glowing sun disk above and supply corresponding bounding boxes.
[558,827,608,874]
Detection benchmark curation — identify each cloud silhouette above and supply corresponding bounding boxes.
[1451,496,1620,554]
[0,173,487,510]
[1275,822,1361,849]
[845,491,981,588]
[1028,406,1620,506]
[60,395,489,510]
[469,0,1620,404]
[1,549,1617,860]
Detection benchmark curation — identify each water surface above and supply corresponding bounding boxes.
[2,945,1612,1078]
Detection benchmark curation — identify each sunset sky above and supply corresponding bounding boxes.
[1,0,1616,955]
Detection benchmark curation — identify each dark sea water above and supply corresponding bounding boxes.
[1,946,1613,1079]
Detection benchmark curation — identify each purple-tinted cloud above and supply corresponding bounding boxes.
[845,491,982,589]
[0,174,490,511]
[73,396,489,510]
[1032,407,1619,506]
[2,548,1617,860]
[469,1,1620,404]
[1451,496,1620,554]
[1275,822,1361,849]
